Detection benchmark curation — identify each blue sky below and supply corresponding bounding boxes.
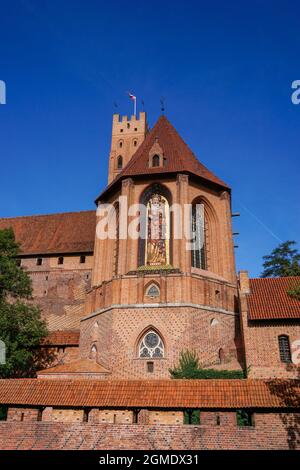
[0,0,299,277]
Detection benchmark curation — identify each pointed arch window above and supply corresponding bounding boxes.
[145,194,170,266]
[191,202,206,270]
[113,203,120,275]
[117,155,123,169]
[139,330,164,358]
[152,154,160,167]
[138,184,172,267]
[278,335,292,363]
[146,283,160,297]
[90,344,97,360]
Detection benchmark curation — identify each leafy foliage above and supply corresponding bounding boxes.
[236,410,253,426]
[261,241,300,278]
[169,350,245,379]
[184,410,200,424]
[287,284,300,301]
[0,228,47,378]
[0,406,7,421]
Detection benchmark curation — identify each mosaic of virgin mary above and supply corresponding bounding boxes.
[145,193,170,266]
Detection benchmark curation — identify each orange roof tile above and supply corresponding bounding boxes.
[38,358,110,375]
[0,210,96,256]
[97,116,229,201]
[41,330,80,346]
[0,379,299,409]
[248,277,300,320]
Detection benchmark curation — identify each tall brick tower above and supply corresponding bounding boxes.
[108,112,148,183]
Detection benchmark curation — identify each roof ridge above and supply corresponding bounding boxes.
[0,209,95,221]
[250,276,300,281]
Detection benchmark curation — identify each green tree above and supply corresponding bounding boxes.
[287,284,300,301]
[0,228,47,378]
[169,350,244,379]
[261,241,300,278]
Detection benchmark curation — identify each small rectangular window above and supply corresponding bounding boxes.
[36,258,43,266]
[83,409,89,423]
[37,409,43,422]
[236,410,254,427]
[80,255,86,264]
[58,256,64,265]
[278,335,292,363]
[147,361,154,373]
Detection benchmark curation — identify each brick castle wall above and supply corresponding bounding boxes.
[0,412,299,450]
[21,255,92,332]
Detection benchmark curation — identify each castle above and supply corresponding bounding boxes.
[0,113,299,450]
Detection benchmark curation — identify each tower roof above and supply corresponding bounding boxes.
[96,115,229,201]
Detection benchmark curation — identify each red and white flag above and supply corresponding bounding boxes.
[127,92,137,115]
[128,92,136,101]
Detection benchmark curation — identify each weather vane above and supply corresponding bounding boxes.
[160,96,165,113]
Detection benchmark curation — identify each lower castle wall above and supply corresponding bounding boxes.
[0,412,298,450]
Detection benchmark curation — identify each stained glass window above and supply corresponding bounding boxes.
[139,330,164,358]
[146,284,160,297]
[191,203,206,269]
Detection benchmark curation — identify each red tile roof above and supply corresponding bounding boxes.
[97,116,229,201]
[248,277,300,320]
[38,358,110,375]
[41,330,80,346]
[0,210,96,255]
[0,379,299,409]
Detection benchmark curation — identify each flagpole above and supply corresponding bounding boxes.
[134,97,136,117]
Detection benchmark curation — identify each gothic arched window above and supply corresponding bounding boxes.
[138,184,172,267]
[146,283,160,297]
[152,154,160,167]
[139,330,164,358]
[278,335,292,363]
[90,344,97,360]
[191,202,206,270]
[113,203,120,276]
[117,155,123,169]
[145,194,170,266]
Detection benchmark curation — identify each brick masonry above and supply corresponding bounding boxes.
[0,412,299,449]
[239,277,300,379]
[79,305,242,379]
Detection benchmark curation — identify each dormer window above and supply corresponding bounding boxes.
[148,140,164,168]
[152,154,160,167]
[117,155,123,169]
